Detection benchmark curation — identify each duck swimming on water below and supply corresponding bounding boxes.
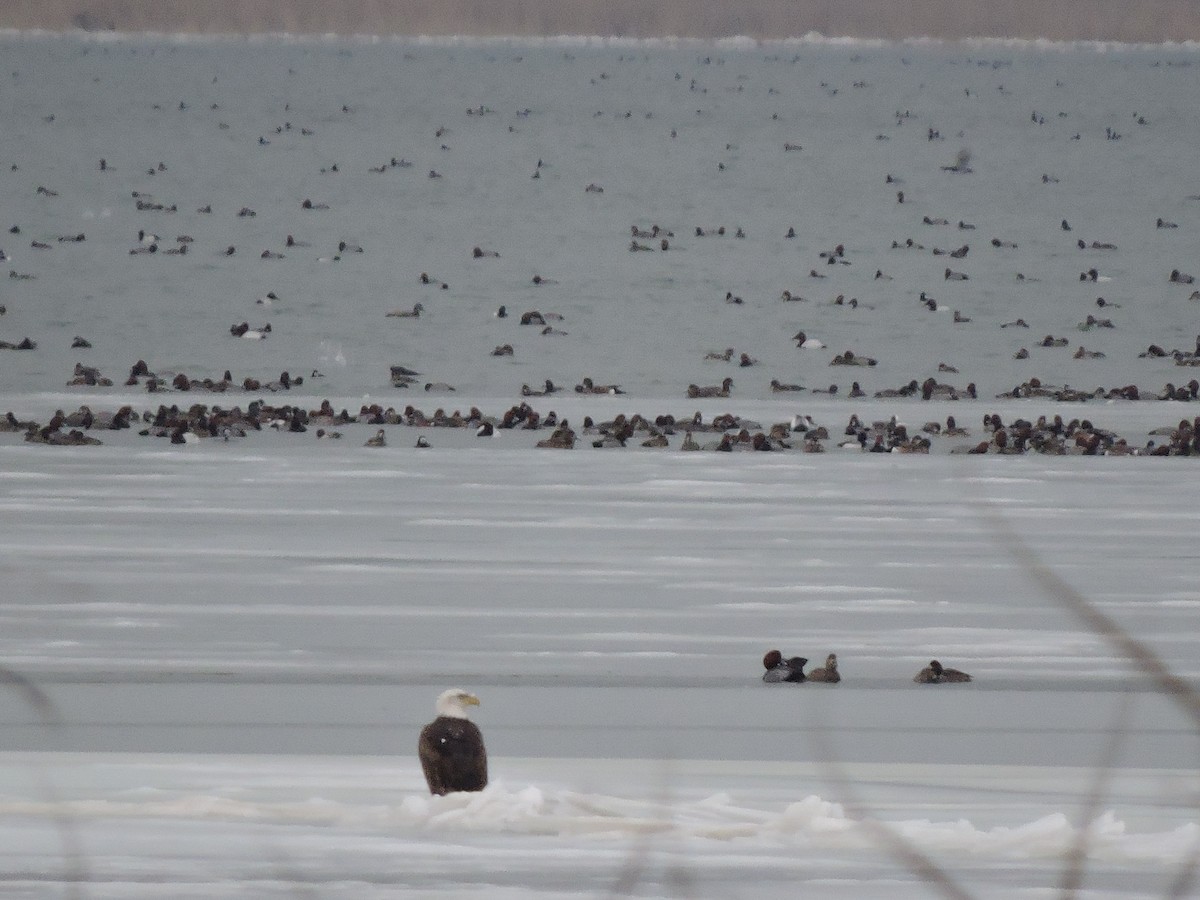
[914,659,971,683]
[806,653,841,683]
[762,649,806,683]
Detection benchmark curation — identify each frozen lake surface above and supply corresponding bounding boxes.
[1,29,1199,898]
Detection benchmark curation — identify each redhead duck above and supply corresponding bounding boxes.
[762,650,806,683]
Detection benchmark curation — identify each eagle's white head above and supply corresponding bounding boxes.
[436,688,480,719]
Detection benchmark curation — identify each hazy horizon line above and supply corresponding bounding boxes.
[2,0,1200,45]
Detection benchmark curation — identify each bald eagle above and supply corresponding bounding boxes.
[418,688,488,795]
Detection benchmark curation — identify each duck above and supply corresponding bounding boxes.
[793,331,825,349]
[914,659,972,684]
[536,423,576,449]
[806,653,841,683]
[830,350,878,367]
[230,322,271,340]
[521,379,560,397]
[390,365,421,387]
[386,302,425,318]
[687,377,733,399]
[762,649,806,683]
[364,429,387,447]
[790,413,817,434]
[944,416,969,437]
[575,378,624,395]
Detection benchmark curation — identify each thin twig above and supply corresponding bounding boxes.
[978,506,1200,731]
[1056,692,1131,899]
[0,664,88,899]
[805,703,975,900]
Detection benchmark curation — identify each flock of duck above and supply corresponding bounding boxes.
[762,650,971,684]
[7,378,1200,454]
[2,42,1200,459]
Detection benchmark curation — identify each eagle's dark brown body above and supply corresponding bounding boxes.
[418,691,488,795]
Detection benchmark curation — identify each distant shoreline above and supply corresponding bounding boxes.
[2,0,1200,44]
